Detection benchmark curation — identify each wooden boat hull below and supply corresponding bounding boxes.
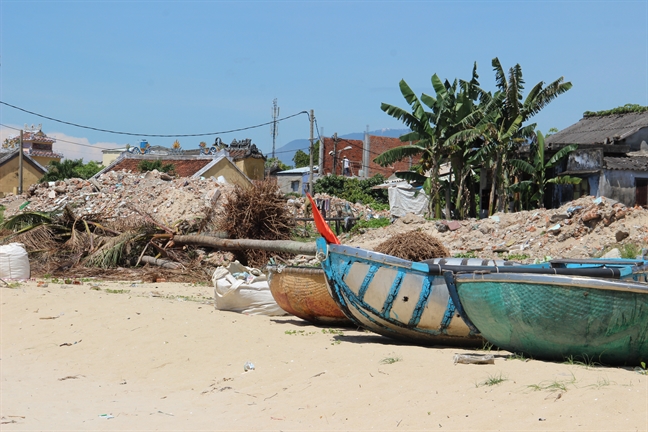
[267,266,352,325]
[451,272,648,364]
[317,238,484,346]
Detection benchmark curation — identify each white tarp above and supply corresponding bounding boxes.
[212,261,287,316]
[388,184,429,217]
[0,243,30,279]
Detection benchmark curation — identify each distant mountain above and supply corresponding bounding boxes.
[273,128,410,166]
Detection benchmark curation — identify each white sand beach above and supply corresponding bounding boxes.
[1,280,647,431]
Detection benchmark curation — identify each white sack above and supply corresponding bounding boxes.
[388,185,429,217]
[0,243,30,279]
[212,261,286,316]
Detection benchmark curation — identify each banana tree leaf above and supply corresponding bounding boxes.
[394,171,427,184]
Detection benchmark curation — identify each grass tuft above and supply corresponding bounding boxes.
[476,372,507,387]
[379,356,402,365]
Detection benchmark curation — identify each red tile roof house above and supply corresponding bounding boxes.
[319,135,414,178]
[93,150,252,188]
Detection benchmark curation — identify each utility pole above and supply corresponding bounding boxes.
[308,110,314,193]
[318,127,324,176]
[271,98,279,158]
[18,130,24,194]
[332,133,338,176]
[362,124,369,178]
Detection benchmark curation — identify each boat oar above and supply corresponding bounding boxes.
[306,193,340,245]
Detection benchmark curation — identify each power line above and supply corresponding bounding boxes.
[0,100,309,138]
[0,123,120,151]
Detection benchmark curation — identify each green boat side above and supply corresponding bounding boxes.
[453,273,648,365]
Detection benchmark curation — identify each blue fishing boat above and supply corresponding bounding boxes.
[316,236,648,347]
[445,261,648,364]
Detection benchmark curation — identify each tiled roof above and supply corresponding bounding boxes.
[604,156,648,171]
[0,149,48,173]
[28,150,64,158]
[107,158,214,177]
[228,148,265,160]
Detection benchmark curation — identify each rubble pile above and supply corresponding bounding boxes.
[346,196,648,261]
[0,170,233,225]
[285,193,391,220]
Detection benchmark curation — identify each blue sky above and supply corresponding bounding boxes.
[1,1,647,162]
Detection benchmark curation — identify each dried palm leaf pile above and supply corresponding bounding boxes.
[218,179,295,267]
[373,229,449,261]
[0,171,296,281]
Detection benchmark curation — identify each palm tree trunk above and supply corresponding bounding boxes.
[488,158,499,216]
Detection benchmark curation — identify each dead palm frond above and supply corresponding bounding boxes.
[2,211,55,231]
[84,230,147,268]
[1,225,58,251]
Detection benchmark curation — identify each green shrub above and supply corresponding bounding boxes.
[351,217,390,233]
[138,160,176,174]
[314,174,388,205]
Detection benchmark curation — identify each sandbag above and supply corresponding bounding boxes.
[0,243,30,279]
[212,261,286,316]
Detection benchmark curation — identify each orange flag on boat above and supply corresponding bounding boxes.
[306,193,340,244]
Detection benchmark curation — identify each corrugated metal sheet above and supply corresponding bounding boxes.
[604,156,648,171]
[546,112,648,146]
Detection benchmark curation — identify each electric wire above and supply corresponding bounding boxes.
[0,123,120,151]
[0,100,309,138]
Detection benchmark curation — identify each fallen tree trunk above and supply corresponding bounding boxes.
[173,235,317,256]
[140,256,183,269]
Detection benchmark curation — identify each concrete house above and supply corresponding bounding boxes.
[101,138,266,181]
[93,150,252,188]
[0,125,63,195]
[273,166,318,195]
[546,108,648,207]
[0,150,49,196]
[319,135,411,178]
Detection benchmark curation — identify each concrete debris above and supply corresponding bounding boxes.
[0,170,235,225]
[346,195,648,261]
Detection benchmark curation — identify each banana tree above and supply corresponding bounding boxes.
[509,131,581,209]
[376,79,443,217]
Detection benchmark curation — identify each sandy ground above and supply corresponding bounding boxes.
[1,279,647,431]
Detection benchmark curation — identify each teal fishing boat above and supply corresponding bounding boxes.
[315,238,641,347]
[446,267,648,365]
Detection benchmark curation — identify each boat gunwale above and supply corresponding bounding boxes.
[454,272,648,294]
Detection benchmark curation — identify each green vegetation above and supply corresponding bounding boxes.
[0,205,5,225]
[453,251,478,259]
[583,104,648,117]
[104,288,130,294]
[563,354,601,368]
[506,352,531,362]
[620,243,643,259]
[350,217,391,233]
[527,373,577,393]
[377,57,572,218]
[637,362,647,375]
[476,372,507,387]
[265,157,291,171]
[507,253,530,261]
[314,174,389,206]
[284,330,316,336]
[509,131,581,210]
[293,140,320,168]
[137,160,176,174]
[40,159,103,182]
[379,356,402,365]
